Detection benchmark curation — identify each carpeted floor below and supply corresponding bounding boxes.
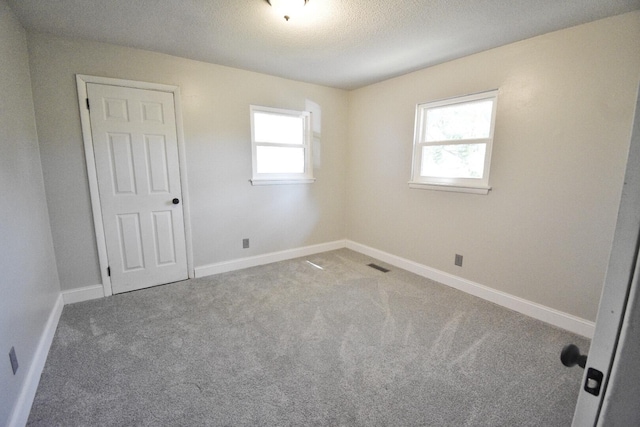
[28,249,589,426]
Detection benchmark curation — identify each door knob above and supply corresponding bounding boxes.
[561,344,587,368]
[172,198,180,205]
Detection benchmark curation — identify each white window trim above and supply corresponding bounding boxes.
[250,105,315,185]
[408,182,491,194]
[250,178,316,186]
[409,90,498,195]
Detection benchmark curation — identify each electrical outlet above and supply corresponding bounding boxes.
[455,254,463,267]
[242,238,250,249]
[9,346,18,375]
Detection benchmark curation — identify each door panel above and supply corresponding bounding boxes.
[109,133,136,194]
[152,210,177,265]
[117,213,144,271]
[88,83,188,294]
[146,136,170,193]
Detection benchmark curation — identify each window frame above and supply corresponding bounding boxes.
[249,105,314,185]
[409,90,498,195]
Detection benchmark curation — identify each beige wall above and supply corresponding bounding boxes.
[27,34,349,291]
[0,1,61,424]
[346,12,640,321]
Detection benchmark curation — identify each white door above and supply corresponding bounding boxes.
[570,90,640,425]
[87,83,188,294]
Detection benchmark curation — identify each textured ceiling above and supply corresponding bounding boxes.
[7,0,640,89]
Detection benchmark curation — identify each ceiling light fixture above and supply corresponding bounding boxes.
[266,0,309,21]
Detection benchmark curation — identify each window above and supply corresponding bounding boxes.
[250,105,314,185]
[409,90,498,194]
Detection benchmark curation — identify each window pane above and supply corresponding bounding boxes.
[420,143,486,178]
[254,112,303,145]
[426,100,493,142]
[256,146,305,174]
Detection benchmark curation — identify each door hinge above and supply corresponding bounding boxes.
[107,266,111,277]
[86,98,90,110]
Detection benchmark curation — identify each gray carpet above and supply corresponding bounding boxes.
[28,249,589,426]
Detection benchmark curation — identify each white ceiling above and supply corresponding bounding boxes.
[7,0,640,90]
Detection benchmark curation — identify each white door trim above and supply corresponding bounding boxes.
[76,74,194,297]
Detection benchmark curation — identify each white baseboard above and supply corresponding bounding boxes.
[195,240,347,278]
[345,240,595,338]
[62,284,105,305]
[8,294,64,427]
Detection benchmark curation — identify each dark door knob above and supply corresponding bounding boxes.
[561,344,587,368]
[172,198,180,205]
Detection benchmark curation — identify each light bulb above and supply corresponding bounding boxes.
[269,0,306,21]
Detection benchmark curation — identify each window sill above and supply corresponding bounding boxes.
[408,181,491,195]
[251,178,316,186]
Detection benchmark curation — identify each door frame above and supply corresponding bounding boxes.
[76,74,194,297]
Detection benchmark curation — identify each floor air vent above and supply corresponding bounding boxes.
[368,263,390,273]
